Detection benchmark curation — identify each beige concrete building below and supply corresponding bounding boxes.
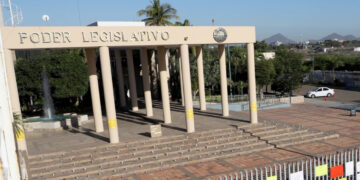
[3,26,258,144]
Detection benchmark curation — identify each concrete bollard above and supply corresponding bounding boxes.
[65,118,72,128]
[350,109,356,116]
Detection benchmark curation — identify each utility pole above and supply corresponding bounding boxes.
[312,55,315,72]
[227,45,232,99]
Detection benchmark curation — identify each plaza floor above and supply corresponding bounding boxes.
[26,100,360,179]
[120,102,360,180]
[26,101,251,155]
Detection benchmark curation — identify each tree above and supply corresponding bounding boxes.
[175,19,190,26]
[234,81,247,95]
[46,50,89,105]
[15,49,89,113]
[137,0,179,98]
[327,56,344,80]
[229,46,247,94]
[203,46,220,95]
[16,56,44,111]
[137,0,179,26]
[255,40,271,52]
[255,57,276,97]
[272,50,304,95]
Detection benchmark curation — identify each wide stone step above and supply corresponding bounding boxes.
[242,125,277,133]
[30,135,260,175]
[263,129,309,141]
[252,127,292,136]
[28,121,340,180]
[276,134,339,148]
[268,131,324,144]
[29,130,249,167]
[236,123,263,129]
[32,143,272,180]
[28,127,238,161]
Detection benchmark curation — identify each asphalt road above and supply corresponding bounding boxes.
[297,85,360,104]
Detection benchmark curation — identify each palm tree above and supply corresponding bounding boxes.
[137,0,179,26]
[137,0,179,98]
[175,19,190,26]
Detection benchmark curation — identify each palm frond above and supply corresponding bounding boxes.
[13,113,24,138]
[137,0,179,26]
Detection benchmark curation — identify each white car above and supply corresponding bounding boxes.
[306,87,335,98]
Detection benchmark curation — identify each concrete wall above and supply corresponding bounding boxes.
[279,96,304,104]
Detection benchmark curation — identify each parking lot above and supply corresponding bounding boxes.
[299,85,360,104]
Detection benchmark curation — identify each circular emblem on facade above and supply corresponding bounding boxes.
[213,27,227,43]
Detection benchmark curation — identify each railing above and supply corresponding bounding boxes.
[194,94,289,103]
[194,94,291,111]
[218,147,360,180]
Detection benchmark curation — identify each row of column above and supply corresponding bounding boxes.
[5,43,258,145]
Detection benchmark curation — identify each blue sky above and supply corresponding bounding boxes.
[4,0,360,41]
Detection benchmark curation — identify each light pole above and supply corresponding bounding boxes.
[227,45,232,99]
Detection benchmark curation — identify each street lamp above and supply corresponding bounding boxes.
[227,45,232,99]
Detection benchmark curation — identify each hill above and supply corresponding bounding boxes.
[263,33,296,45]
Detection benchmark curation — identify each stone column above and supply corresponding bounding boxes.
[126,49,139,111]
[85,49,104,132]
[4,49,27,151]
[157,46,171,124]
[218,45,229,117]
[5,49,21,118]
[114,50,127,108]
[247,43,258,124]
[140,48,153,117]
[99,46,119,143]
[180,44,195,133]
[196,46,206,111]
[178,50,185,106]
[85,49,104,133]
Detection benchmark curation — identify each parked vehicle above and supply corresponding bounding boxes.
[306,87,335,98]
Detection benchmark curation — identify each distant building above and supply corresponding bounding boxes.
[354,47,360,52]
[262,52,275,60]
[270,41,282,46]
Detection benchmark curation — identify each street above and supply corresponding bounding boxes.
[298,84,360,104]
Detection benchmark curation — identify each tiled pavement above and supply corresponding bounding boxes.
[116,103,360,180]
[26,102,360,179]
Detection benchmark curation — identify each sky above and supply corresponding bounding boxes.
[4,0,360,41]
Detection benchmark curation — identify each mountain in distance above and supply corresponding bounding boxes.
[320,33,358,41]
[263,33,359,44]
[343,35,357,41]
[263,33,296,45]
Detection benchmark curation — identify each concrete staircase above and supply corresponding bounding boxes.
[28,123,338,180]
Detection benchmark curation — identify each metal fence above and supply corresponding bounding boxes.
[194,94,290,104]
[194,94,291,111]
[218,147,360,180]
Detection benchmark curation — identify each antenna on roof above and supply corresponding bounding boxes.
[0,0,23,26]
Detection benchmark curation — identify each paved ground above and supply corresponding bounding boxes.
[114,103,360,180]
[298,84,360,104]
[26,101,251,155]
[26,100,360,180]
